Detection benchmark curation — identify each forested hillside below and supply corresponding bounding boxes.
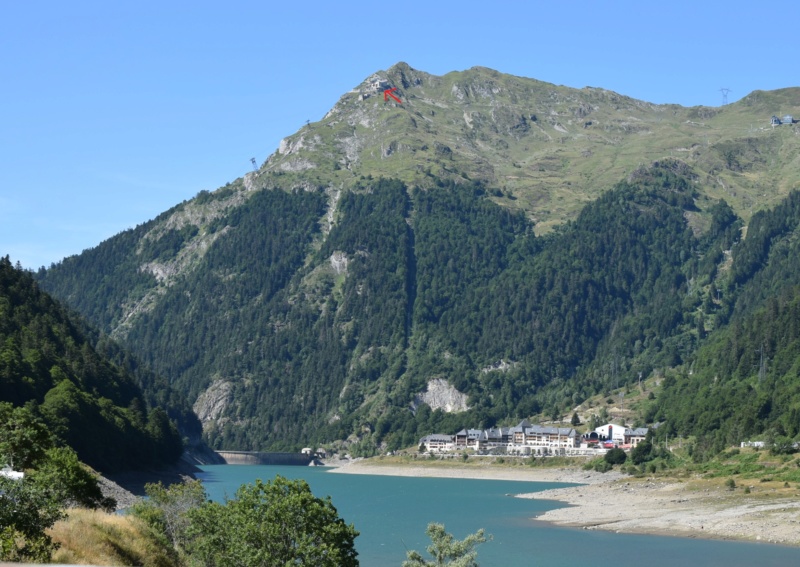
[647,188,800,457]
[0,257,184,471]
[36,159,784,454]
[31,63,800,456]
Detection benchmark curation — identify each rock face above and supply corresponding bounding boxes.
[415,378,469,413]
[330,251,349,275]
[193,381,234,424]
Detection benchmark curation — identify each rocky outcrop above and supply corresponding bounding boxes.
[330,251,349,275]
[193,380,234,424]
[481,360,517,373]
[414,378,469,413]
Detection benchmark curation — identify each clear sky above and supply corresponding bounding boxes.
[2,1,797,270]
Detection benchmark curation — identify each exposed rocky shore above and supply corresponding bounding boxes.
[520,479,800,546]
[99,455,205,510]
[330,460,800,546]
[328,459,623,485]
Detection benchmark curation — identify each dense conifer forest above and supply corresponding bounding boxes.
[0,257,185,471]
[34,159,800,457]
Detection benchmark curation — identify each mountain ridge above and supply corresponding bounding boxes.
[258,62,800,231]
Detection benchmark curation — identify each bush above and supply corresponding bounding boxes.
[725,478,736,490]
[630,440,653,465]
[404,523,488,567]
[594,460,613,473]
[604,448,627,465]
[131,480,207,548]
[770,436,797,456]
[186,477,358,567]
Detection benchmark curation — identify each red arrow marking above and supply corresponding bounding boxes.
[384,87,401,104]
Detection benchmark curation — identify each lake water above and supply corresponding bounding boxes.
[197,464,800,566]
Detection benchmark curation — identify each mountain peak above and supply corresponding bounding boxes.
[259,64,800,234]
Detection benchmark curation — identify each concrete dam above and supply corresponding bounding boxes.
[215,451,314,466]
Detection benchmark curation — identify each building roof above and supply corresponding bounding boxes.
[510,419,532,434]
[524,425,576,437]
[627,427,649,436]
[421,434,454,443]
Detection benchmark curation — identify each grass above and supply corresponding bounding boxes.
[374,443,800,492]
[48,508,177,567]
[370,451,594,470]
[260,65,800,239]
[691,448,800,483]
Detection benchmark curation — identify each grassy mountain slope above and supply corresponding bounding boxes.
[261,63,800,231]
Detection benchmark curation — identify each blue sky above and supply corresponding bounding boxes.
[2,1,797,269]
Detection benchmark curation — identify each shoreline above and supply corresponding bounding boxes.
[330,459,800,547]
[327,459,623,484]
[520,478,800,547]
[99,458,202,510]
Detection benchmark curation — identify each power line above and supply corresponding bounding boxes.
[719,88,732,105]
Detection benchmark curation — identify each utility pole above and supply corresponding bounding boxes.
[719,88,732,106]
[250,158,258,172]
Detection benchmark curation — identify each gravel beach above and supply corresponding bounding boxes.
[330,460,800,546]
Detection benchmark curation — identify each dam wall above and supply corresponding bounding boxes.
[215,451,314,466]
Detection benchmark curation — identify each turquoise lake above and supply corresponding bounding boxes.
[197,464,800,566]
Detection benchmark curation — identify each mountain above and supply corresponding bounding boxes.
[0,257,186,471]
[34,63,800,454]
[262,63,800,231]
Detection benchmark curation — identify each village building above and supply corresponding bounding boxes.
[359,78,393,101]
[509,420,579,448]
[771,114,795,126]
[592,423,649,448]
[420,433,455,453]
[419,421,648,457]
[594,423,625,444]
[484,427,512,446]
[625,427,649,448]
[454,428,486,448]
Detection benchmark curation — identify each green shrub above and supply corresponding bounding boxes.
[186,477,358,567]
[594,460,613,473]
[604,448,627,465]
[770,437,797,456]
